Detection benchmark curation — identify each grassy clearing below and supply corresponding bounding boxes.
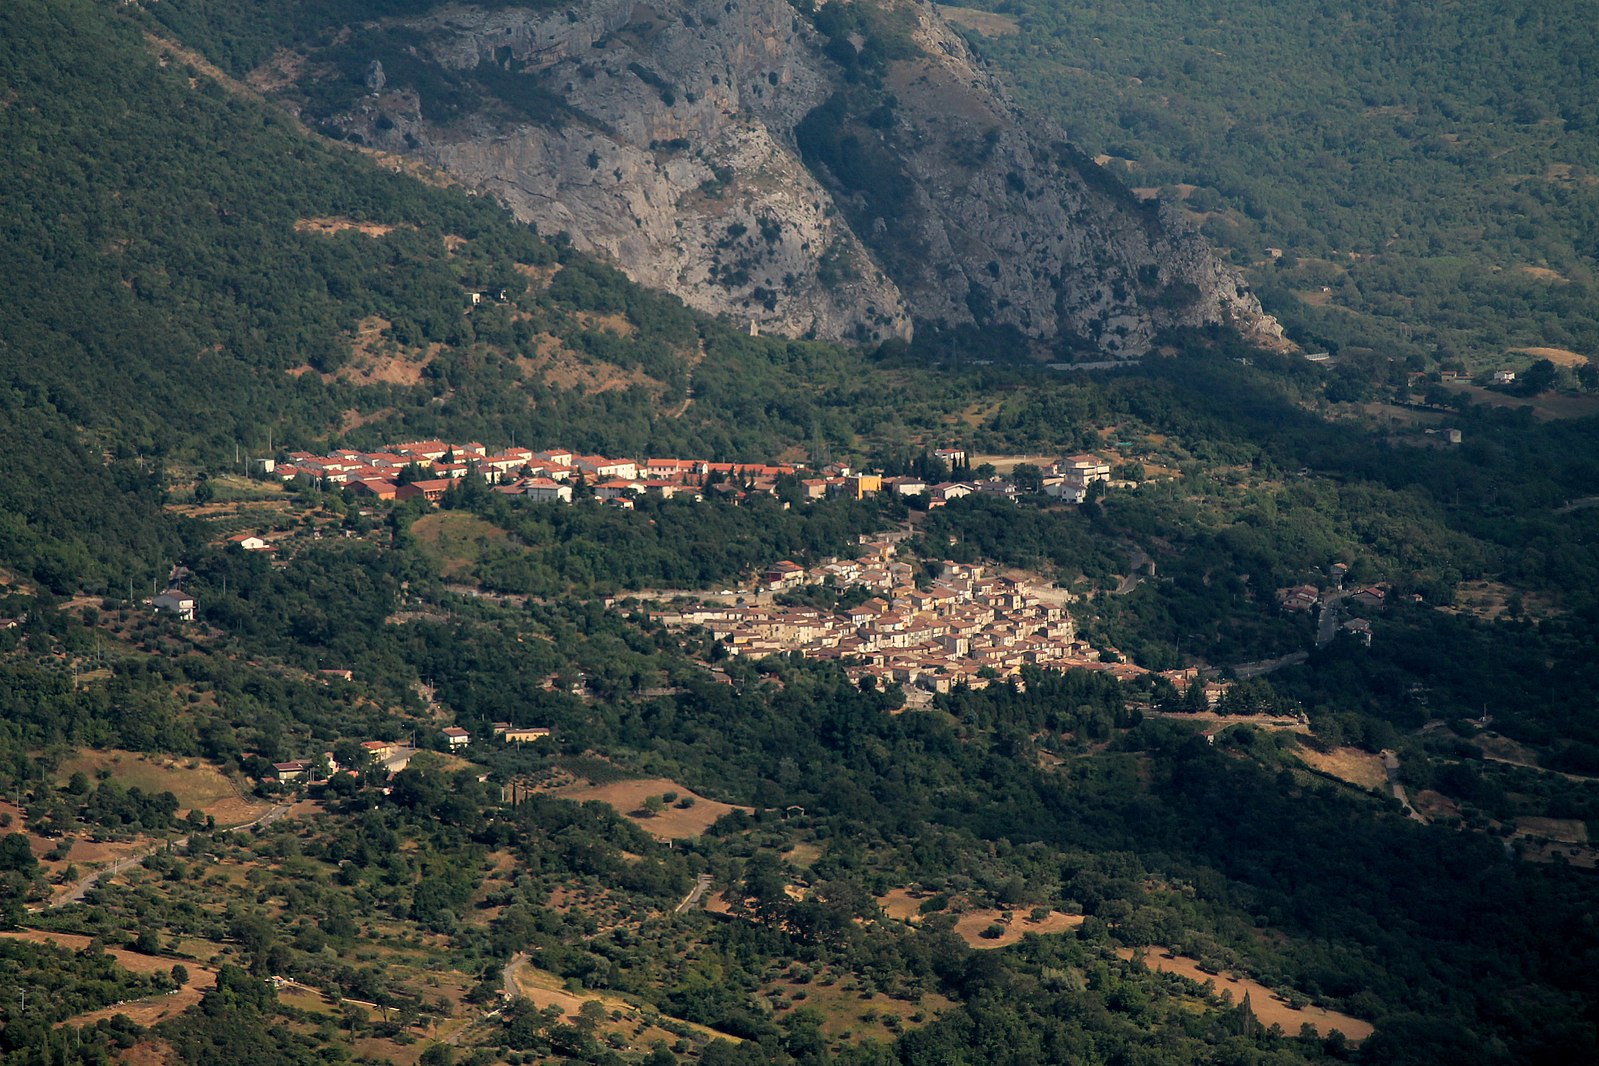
[555,777,752,840]
[937,6,1020,37]
[409,512,517,579]
[1437,381,1599,420]
[1295,745,1388,792]
[505,956,736,1047]
[1118,947,1374,1042]
[55,750,264,822]
[762,971,955,1043]
[1510,344,1587,364]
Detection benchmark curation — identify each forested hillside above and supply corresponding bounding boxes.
[948,0,1599,363]
[1,3,1598,1066]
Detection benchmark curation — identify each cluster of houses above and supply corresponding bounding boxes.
[267,723,550,783]
[1275,573,1384,646]
[264,441,1119,509]
[664,541,1150,694]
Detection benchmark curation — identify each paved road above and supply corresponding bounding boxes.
[1555,495,1599,514]
[673,873,713,915]
[1382,750,1427,823]
[46,803,291,908]
[1231,650,1309,679]
[1112,548,1152,596]
[1315,593,1345,648]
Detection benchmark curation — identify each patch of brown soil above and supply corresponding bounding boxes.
[515,262,560,289]
[1296,745,1388,792]
[951,908,1083,949]
[293,217,399,238]
[1119,947,1373,1042]
[576,310,636,336]
[338,406,397,433]
[1515,267,1571,284]
[116,1038,181,1066]
[1412,789,1460,821]
[555,777,751,840]
[878,887,929,922]
[1131,183,1199,202]
[1515,817,1588,844]
[243,47,306,93]
[1510,345,1587,365]
[1437,381,1599,420]
[505,957,733,1045]
[1474,733,1543,766]
[143,34,259,102]
[1441,579,1559,623]
[56,751,262,824]
[517,335,664,396]
[0,930,217,1028]
[1516,840,1598,868]
[968,454,1060,474]
[934,6,1019,36]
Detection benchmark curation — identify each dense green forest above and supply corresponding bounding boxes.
[2,1,1598,1064]
[949,0,1599,363]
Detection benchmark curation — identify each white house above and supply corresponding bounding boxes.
[442,727,470,750]
[520,477,573,503]
[153,590,196,622]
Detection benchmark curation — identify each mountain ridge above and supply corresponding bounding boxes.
[169,0,1284,355]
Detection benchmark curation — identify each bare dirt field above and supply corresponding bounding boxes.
[1516,817,1588,843]
[1295,745,1389,792]
[1438,381,1599,420]
[1412,790,1460,821]
[877,889,1083,947]
[555,777,752,840]
[293,217,400,238]
[1511,817,1597,866]
[878,887,928,922]
[1474,733,1544,768]
[1511,345,1587,365]
[1443,579,1562,622]
[937,6,1019,36]
[117,1038,182,1066]
[0,929,218,1027]
[952,909,1084,949]
[1118,948,1373,1042]
[969,454,1059,474]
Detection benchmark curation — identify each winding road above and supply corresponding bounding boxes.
[1382,750,1427,824]
[45,803,291,909]
[674,873,714,915]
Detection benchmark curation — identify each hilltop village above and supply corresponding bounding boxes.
[658,540,1172,701]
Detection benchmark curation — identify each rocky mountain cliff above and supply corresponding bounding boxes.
[258,0,1282,355]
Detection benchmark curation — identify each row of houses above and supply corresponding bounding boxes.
[271,439,804,505]
[269,440,1118,510]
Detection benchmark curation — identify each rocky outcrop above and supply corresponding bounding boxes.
[277,0,1281,354]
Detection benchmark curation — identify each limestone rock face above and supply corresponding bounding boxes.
[278,0,1281,354]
